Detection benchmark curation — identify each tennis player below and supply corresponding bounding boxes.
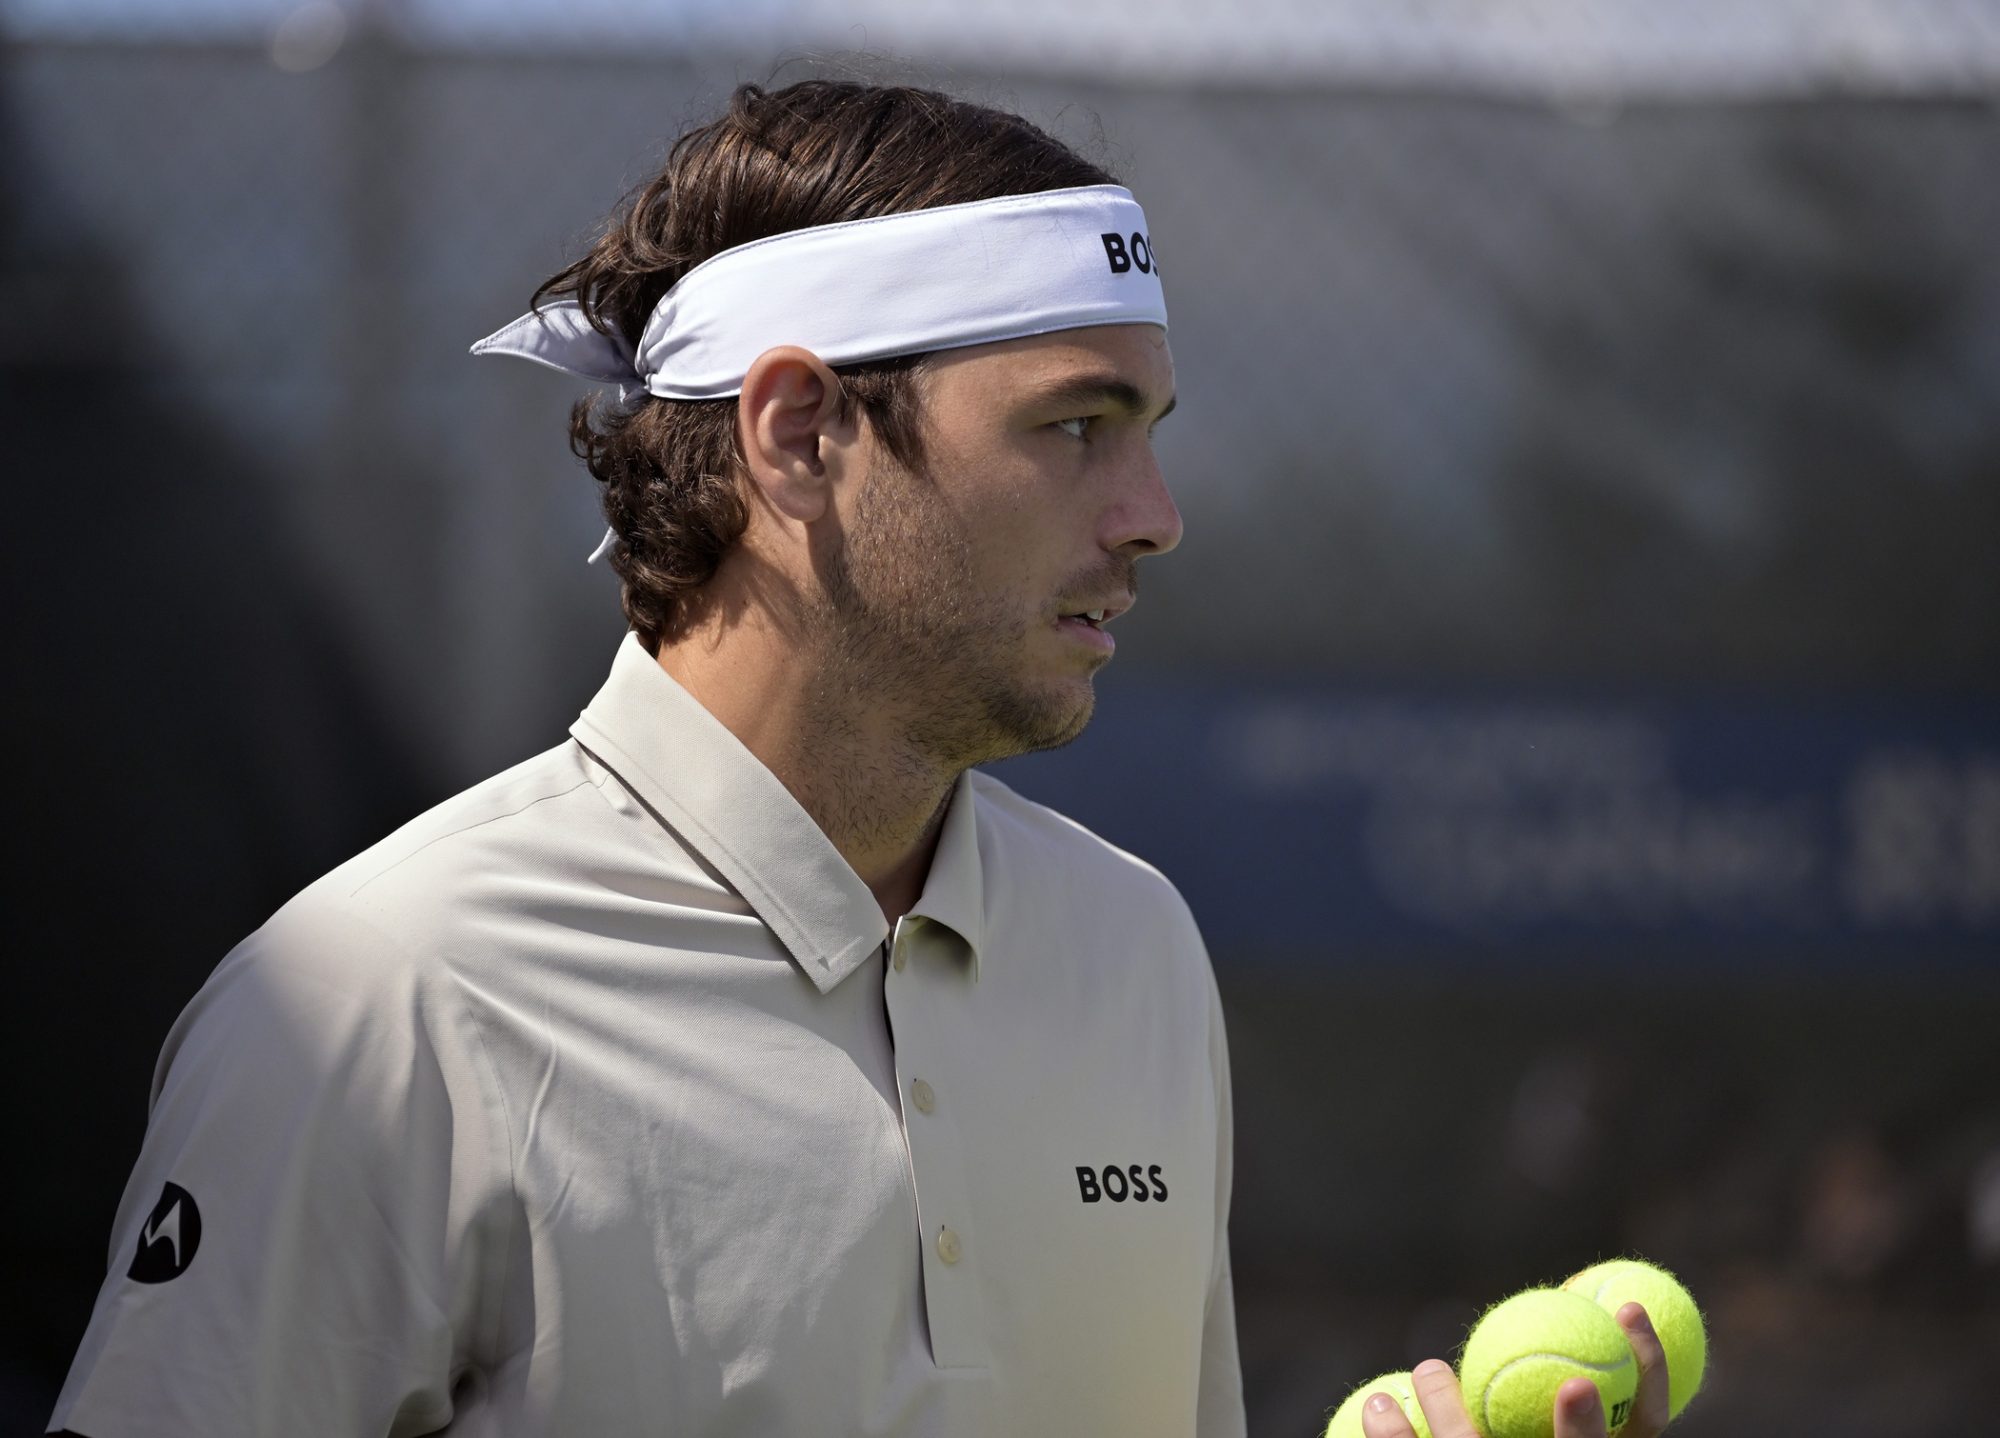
[47,76,1674,1438]
[48,80,1240,1436]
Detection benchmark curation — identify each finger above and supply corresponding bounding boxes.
[1614,1301,1672,1437]
[1359,1390,1420,1438]
[1409,1357,1480,1438]
[1552,1375,1607,1438]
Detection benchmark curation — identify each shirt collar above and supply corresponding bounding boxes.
[570,633,986,993]
[908,765,986,985]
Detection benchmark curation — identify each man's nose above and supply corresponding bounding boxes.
[1106,446,1183,557]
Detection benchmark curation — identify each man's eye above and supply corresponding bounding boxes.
[1054,416,1093,440]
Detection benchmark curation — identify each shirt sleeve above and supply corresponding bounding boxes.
[1195,959,1248,1438]
[48,895,514,1438]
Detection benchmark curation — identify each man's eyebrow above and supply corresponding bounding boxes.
[1027,373,1177,423]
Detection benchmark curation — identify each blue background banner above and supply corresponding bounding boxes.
[995,685,2000,959]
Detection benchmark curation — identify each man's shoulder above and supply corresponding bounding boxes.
[323,737,609,900]
[246,740,611,980]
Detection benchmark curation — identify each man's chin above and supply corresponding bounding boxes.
[987,676,1097,760]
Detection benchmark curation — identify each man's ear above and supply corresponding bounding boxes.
[738,346,850,523]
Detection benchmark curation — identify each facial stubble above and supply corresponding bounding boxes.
[808,458,1100,771]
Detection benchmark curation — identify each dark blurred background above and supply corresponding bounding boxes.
[3,2,1997,1434]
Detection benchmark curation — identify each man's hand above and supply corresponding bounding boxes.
[1359,1303,1674,1438]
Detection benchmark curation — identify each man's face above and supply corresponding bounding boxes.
[810,324,1180,767]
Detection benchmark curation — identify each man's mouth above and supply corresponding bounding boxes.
[1056,596,1131,628]
[1054,598,1127,653]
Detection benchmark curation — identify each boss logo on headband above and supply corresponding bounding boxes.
[1101,232,1160,278]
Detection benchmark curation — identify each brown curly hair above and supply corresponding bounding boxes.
[531,79,1119,649]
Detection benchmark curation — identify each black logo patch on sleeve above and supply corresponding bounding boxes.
[128,1181,202,1283]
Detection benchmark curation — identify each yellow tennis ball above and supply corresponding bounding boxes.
[1323,1371,1433,1438]
[1563,1258,1707,1419]
[1458,1288,1639,1438]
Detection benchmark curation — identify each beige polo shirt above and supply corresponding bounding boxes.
[52,632,1245,1438]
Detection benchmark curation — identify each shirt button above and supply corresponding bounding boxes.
[891,945,908,972]
[937,1226,962,1265]
[911,1078,935,1114]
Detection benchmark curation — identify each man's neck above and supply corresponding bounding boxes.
[654,618,955,924]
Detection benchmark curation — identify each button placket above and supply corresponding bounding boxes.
[883,916,987,1370]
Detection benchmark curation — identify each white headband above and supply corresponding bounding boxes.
[473,183,1166,559]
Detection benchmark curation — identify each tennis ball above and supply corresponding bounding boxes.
[1458,1288,1638,1438]
[1323,1371,1433,1438]
[1563,1258,1707,1419]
